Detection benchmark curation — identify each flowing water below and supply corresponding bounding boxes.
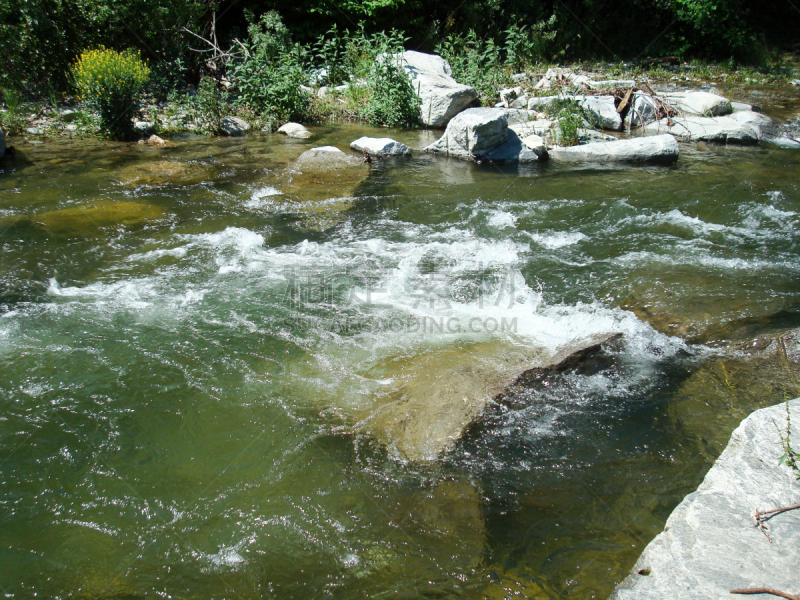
[1,99,800,599]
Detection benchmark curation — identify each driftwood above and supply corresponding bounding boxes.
[731,589,800,600]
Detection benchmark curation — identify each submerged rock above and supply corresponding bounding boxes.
[611,397,800,600]
[359,333,620,461]
[119,160,211,186]
[278,122,311,139]
[395,50,479,127]
[549,134,679,164]
[643,116,759,144]
[349,137,411,156]
[30,201,165,236]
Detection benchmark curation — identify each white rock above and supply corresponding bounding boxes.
[663,91,732,116]
[611,399,800,600]
[26,127,43,135]
[511,73,528,82]
[299,85,313,94]
[534,68,634,91]
[220,116,250,136]
[770,136,800,149]
[628,94,659,127]
[278,122,311,139]
[58,107,79,123]
[65,124,78,132]
[521,134,547,155]
[576,95,623,131]
[423,107,508,160]
[731,101,753,112]
[549,134,679,163]
[350,136,411,156]
[134,121,154,134]
[644,116,758,144]
[728,110,777,140]
[396,51,479,127]
[317,86,328,98]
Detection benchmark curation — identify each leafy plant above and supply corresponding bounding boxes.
[364,52,420,128]
[0,89,28,137]
[778,402,799,480]
[189,77,230,135]
[72,47,150,140]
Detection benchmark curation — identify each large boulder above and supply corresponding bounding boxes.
[396,51,479,127]
[349,137,411,156]
[611,398,800,600]
[220,116,250,136]
[643,116,759,144]
[549,134,679,163]
[423,108,509,160]
[662,90,732,116]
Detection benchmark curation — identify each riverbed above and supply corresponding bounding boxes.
[1,88,799,599]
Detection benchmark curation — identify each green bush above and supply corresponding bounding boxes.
[0,89,28,137]
[364,54,420,128]
[233,12,312,127]
[72,47,149,140]
[190,77,231,135]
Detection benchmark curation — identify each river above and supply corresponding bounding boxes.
[1,91,799,598]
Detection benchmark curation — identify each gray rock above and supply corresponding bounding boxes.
[299,85,313,95]
[549,134,678,163]
[731,101,753,112]
[790,79,800,86]
[134,121,154,134]
[317,86,329,98]
[499,86,524,108]
[423,107,509,160]
[509,95,528,109]
[662,90,732,116]
[644,116,759,144]
[728,110,778,140]
[521,134,547,155]
[534,68,635,91]
[628,94,659,127]
[26,127,43,135]
[511,73,529,82]
[220,116,250,136]
[576,95,623,131]
[770,136,800,149]
[350,136,411,156]
[396,50,479,127]
[278,122,311,139]
[527,95,562,111]
[58,107,79,123]
[611,398,800,600]
[481,129,545,163]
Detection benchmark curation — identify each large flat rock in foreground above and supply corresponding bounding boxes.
[610,398,800,600]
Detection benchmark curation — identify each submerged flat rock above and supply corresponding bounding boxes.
[30,201,165,236]
[611,398,800,600]
[359,332,620,461]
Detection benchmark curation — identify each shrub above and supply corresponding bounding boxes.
[189,77,231,135]
[72,47,149,140]
[364,54,420,128]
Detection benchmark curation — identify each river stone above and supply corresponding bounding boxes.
[576,95,623,131]
[662,90,732,116]
[349,137,411,156]
[220,116,250,136]
[26,127,43,135]
[549,134,679,164]
[628,94,659,127]
[728,110,778,140]
[278,122,311,138]
[731,101,753,112]
[423,108,509,160]
[31,201,165,236]
[396,50,479,127]
[361,333,620,461]
[770,136,800,149]
[643,116,759,144]
[610,397,800,600]
[134,121,154,134]
[521,134,547,155]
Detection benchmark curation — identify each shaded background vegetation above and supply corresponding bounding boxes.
[1,0,799,94]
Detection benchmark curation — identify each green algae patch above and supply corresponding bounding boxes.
[117,160,214,187]
[31,201,165,236]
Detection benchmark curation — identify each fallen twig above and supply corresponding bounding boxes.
[731,588,800,600]
[753,504,800,542]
